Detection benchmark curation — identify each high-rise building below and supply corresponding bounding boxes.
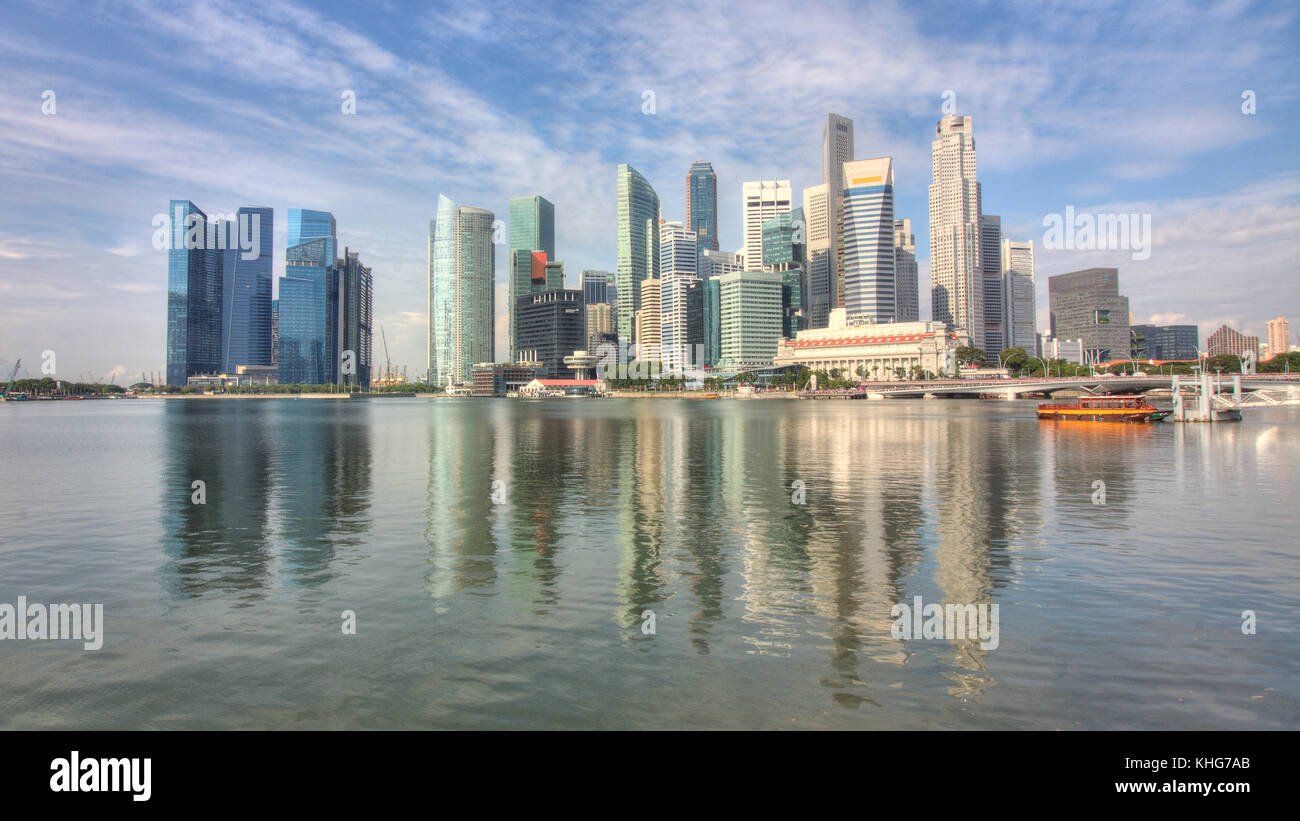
[635,277,662,356]
[686,162,719,252]
[741,179,792,269]
[802,183,832,329]
[427,195,494,385]
[509,250,564,361]
[980,214,1003,354]
[217,206,273,373]
[1048,268,1130,364]
[823,113,854,311]
[278,228,336,385]
[1207,324,1260,358]
[1001,238,1036,352]
[515,289,586,379]
[586,301,615,354]
[1130,323,1197,361]
[508,195,555,260]
[1266,317,1290,359]
[717,270,783,369]
[616,164,660,343]
[579,270,613,306]
[287,208,336,249]
[929,115,983,346]
[698,248,741,281]
[893,219,919,323]
[702,276,722,368]
[337,248,374,388]
[763,208,807,336]
[659,221,699,373]
[659,221,698,277]
[166,200,222,385]
[840,157,895,324]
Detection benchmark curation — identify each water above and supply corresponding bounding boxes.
[0,397,1296,729]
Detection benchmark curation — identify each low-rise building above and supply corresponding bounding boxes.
[470,362,544,397]
[773,310,966,379]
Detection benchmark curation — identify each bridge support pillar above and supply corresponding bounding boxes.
[1004,391,1018,400]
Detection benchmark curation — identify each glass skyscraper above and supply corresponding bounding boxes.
[288,209,336,249]
[616,164,659,343]
[841,157,896,324]
[686,161,718,252]
[428,195,494,385]
[166,199,222,385]
[508,196,555,260]
[278,234,335,385]
[220,206,273,372]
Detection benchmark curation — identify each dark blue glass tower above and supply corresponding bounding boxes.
[166,200,222,385]
[220,206,274,371]
[687,162,719,252]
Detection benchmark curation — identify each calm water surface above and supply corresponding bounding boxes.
[0,398,1296,729]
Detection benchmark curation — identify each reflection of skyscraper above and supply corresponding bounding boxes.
[616,164,660,343]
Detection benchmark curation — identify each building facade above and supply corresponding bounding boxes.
[822,113,854,311]
[802,183,832,329]
[1207,324,1260,358]
[840,157,895,325]
[741,179,792,271]
[979,214,1003,355]
[166,200,222,386]
[1266,317,1290,359]
[1001,238,1036,352]
[219,206,273,373]
[686,161,719,252]
[1048,267,1130,364]
[616,164,660,343]
[516,289,587,379]
[1130,323,1198,361]
[774,313,965,380]
[717,270,783,369]
[508,195,555,260]
[893,219,919,323]
[929,115,983,349]
[428,195,494,385]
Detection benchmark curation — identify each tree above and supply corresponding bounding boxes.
[1000,347,1029,374]
[955,346,986,366]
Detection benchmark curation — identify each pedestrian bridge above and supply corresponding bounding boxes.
[800,374,1300,400]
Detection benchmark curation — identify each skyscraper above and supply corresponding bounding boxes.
[515,289,585,379]
[1048,268,1130,364]
[823,113,854,309]
[659,222,699,374]
[717,270,783,369]
[508,195,555,260]
[219,206,273,373]
[802,183,832,329]
[1207,324,1259,358]
[893,219,919,323]
[428,195,494,385]
[1266,317,1290,359]
[337,248,374,388]
[509,250,563,361]
[1001,238,1036,352]
[686,161,719,252]
[166,199,222,385]
[929,115,983,347]
[980,214,1003,354]
[278,230,335,385]
[741,179,792,268]
[635,277,662,356]
[579,270,613,306]
[287,208,336,249]
[616,164,660,343]
[840,157,895,324]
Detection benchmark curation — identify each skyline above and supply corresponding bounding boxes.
[2,0,1299,383]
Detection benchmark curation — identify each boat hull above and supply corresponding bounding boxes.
[1037,408,1163,422]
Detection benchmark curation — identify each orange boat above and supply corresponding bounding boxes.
[1038,395,1169,422]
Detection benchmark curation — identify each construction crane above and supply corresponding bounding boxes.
[380,324,393,384]
[3,358,20,399]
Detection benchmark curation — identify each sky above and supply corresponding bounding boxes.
[1,0,1298,382]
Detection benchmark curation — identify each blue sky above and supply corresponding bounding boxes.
[1,0,1298,380]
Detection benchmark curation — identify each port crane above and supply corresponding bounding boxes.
[3,358,22,401]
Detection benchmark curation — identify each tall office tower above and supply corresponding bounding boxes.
[427,195,494,385]
[763,208,806,336]
[165,199,222,385]
[893,219,919,323]
[686,161,719,252]
[515,289,586,379]
[717,270,783,368]
[287,208,336,249]
[616,164,660,343]
[741,179,792,269]
[840,157,895,324]
[822,113,854,309]
[702,276,722,367]
[781,270,803,338]
[635,277,662,355]
[509,250,564,361]
[271,299,278,367]
[1266,317,1290,358]
[979,215,1003,354]
[929,115,983,347]
[579,270,613,305]
[802,184,832,329]
[1207,324,1260,358]
[1048,268,1130,364]
[698,248,741,281]
[508,195,555,260]
[1001,238,1036,351]
[279,229,337,385]
[659,221,698,277]
[218,206,274,372]
[586,301,615,354]
[337,248,374,388]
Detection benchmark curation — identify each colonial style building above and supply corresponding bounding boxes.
[773,310,967,379]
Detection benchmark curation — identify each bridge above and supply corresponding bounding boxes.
[801,374,1300,400]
